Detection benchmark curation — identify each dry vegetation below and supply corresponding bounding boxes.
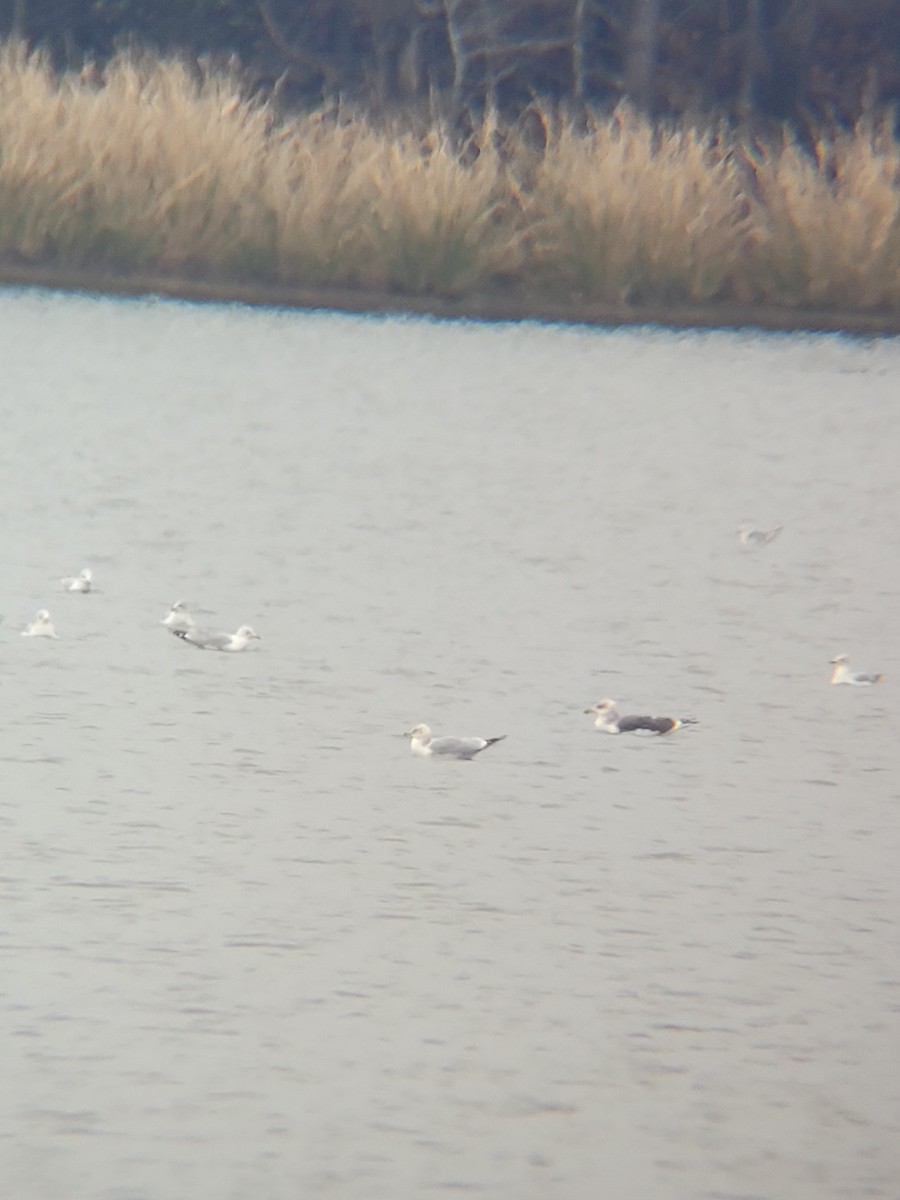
[0,42,898,314]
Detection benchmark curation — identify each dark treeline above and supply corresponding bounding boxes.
[1,0,898,130]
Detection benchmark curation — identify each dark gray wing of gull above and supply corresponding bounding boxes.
[428,734,507,760]
[616,714,698,734]
[739,524,783,546]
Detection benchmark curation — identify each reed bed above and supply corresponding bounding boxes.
[523,111,751,303]
[743,129,900,310]
[0,42,898,314]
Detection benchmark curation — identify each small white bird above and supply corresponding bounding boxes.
[584,699,697,735]
[830,654,883,686]
[738,524,783,546]
[405,723,507,760]
[22,609,59,638]
[61,568,93,592]
[175,624,260,652]
[161,599,195,634]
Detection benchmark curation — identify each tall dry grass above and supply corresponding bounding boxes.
[523,109,752,303]
[0,44,269,271]
[262,116,518,294]
[0,42,898,312]
[0,42,515,295]
[743,128,900,310]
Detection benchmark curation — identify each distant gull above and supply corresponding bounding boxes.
[174,624,260,652]
[61,568,93,592]
[22,609,59,638]
[161,600,195,634]
[584,699,697,735]
[405,723,507,759]
[738,524,783,546]
[830,654,883,686]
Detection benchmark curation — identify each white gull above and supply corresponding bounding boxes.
[22,609,59,638]
[175,624,260,652]
[830,654,883,686]
[406,723,506,760]
[61,568,93,592]
[161,600,195,634]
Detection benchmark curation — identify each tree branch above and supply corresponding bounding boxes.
[256,0,341,88]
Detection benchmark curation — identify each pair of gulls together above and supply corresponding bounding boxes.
[20,567,95,637]
[162,600,260,652]
[407,701,697,759]
[20,596,261,650]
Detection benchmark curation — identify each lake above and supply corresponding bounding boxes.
[1,287,898,1200]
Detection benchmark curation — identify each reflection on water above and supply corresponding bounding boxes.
[1,288,898,1199]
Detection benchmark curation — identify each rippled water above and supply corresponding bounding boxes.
[1,287,898,1200]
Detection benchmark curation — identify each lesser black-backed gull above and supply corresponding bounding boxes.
[584,699,697,735]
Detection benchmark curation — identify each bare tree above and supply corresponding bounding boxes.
[256,0,342,92]
[11,0,27,39]
[736,0,764,122]
[425,0,583,114]
[571,0,588,101]
[623,0,662,112]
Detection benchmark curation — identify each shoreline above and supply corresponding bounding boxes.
[1,261,898,338]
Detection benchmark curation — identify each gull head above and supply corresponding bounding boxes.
[584,699,616,715]
[236,625,260,640]
[830,654,849,665]
[406,723,433,740]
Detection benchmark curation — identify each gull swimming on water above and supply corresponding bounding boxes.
[738,524,783,546]
[584,699,697,735]
[405,723,507,759]
[830,654,883,686]
[61,568,93,592]
[161,600,195,634]
[22,609,59,638]
[175,624,260,652]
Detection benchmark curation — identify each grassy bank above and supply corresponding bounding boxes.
[0,43,898,325]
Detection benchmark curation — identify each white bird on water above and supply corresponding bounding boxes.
[61,568,93,592]
[161,600,195,634]
[175,624,260,652]
[406,723,507,760]
[830,654,883,686]
[22,609,59,638]
[584,699,697,735]
[738,524,783,546]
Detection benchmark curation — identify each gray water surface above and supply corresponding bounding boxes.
[1,288,898,1200]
